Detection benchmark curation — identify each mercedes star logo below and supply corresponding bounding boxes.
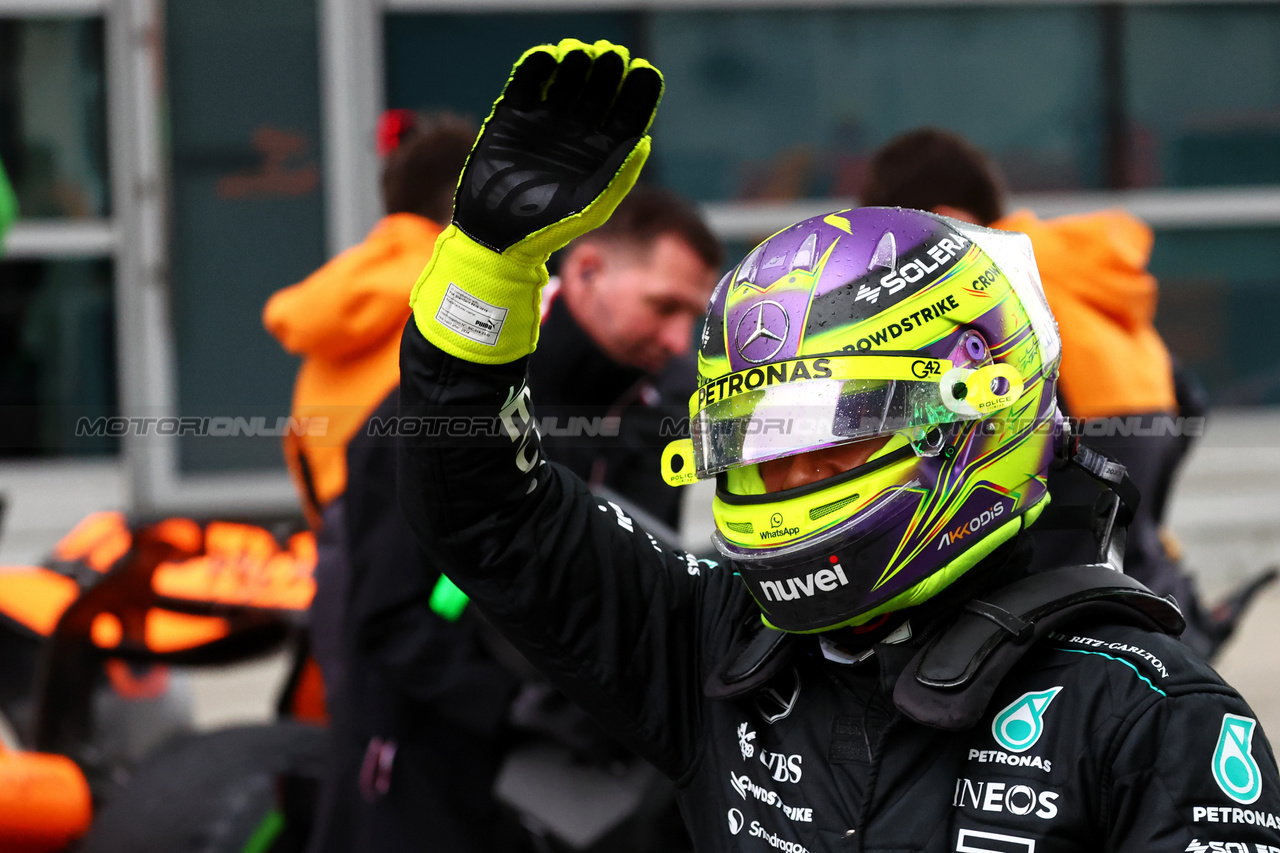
[736,300,789,363]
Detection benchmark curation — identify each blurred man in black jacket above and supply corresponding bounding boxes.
[534,185,721,528]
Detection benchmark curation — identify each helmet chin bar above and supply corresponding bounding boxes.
[732,499,1029,635]
[734,514,918,634]
[1039,420,1142,573]
[717,422,987,633]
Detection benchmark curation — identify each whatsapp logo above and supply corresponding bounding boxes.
[992,687,1063,753]
[1213,714,1262,805]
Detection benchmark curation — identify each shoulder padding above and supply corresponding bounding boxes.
[893,565,1185,731]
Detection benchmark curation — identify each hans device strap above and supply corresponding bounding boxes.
[705,619,795,701]
[893,564,1185,731]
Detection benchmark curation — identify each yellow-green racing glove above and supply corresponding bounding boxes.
[409,38,664,364]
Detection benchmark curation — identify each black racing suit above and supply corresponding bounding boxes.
[398,321,1280,853]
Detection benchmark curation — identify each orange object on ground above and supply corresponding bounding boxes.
[147,517,205,554]
[90,609,230,653]
[0,565,234,652]
[0,748,92,852]
[263,213,442,522]
[995,209,1176,419]
[1,517,312,655]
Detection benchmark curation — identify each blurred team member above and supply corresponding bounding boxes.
[320,185,716,850]
[533,184,721,526]
[268,109,718,849]
[319,185,718,853]
[861,128,1274,658]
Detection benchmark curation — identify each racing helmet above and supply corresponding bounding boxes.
[663,208,1063,633]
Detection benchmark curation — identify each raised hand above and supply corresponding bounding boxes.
[411,39,663,364]
[454,39,663,257]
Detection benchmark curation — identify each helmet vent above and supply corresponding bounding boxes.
[737,243,765,286]
[809,494,861,521]
[792,232,818,271]
[869,231,897,273]
[725,520,755,534]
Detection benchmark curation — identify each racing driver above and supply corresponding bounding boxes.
[395,39,1280,852]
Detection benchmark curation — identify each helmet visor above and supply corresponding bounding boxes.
[690,354,1021,477]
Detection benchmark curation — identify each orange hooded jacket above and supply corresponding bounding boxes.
[264,213,441,523]
[994,209,1176,420]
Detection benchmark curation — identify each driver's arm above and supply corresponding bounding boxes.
[395,40,746,780]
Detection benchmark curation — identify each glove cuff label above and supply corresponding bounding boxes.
[435,281,509,348]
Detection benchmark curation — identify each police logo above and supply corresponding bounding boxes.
[736,301,789,364]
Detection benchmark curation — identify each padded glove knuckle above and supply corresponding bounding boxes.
[453,39,662,256]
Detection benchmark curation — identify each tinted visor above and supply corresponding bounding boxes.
[690,354,968,477]
[691,350,952,473]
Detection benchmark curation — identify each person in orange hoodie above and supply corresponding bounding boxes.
[264,111,471,533]
[264,111,475,698]
[861,128,1274,660]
